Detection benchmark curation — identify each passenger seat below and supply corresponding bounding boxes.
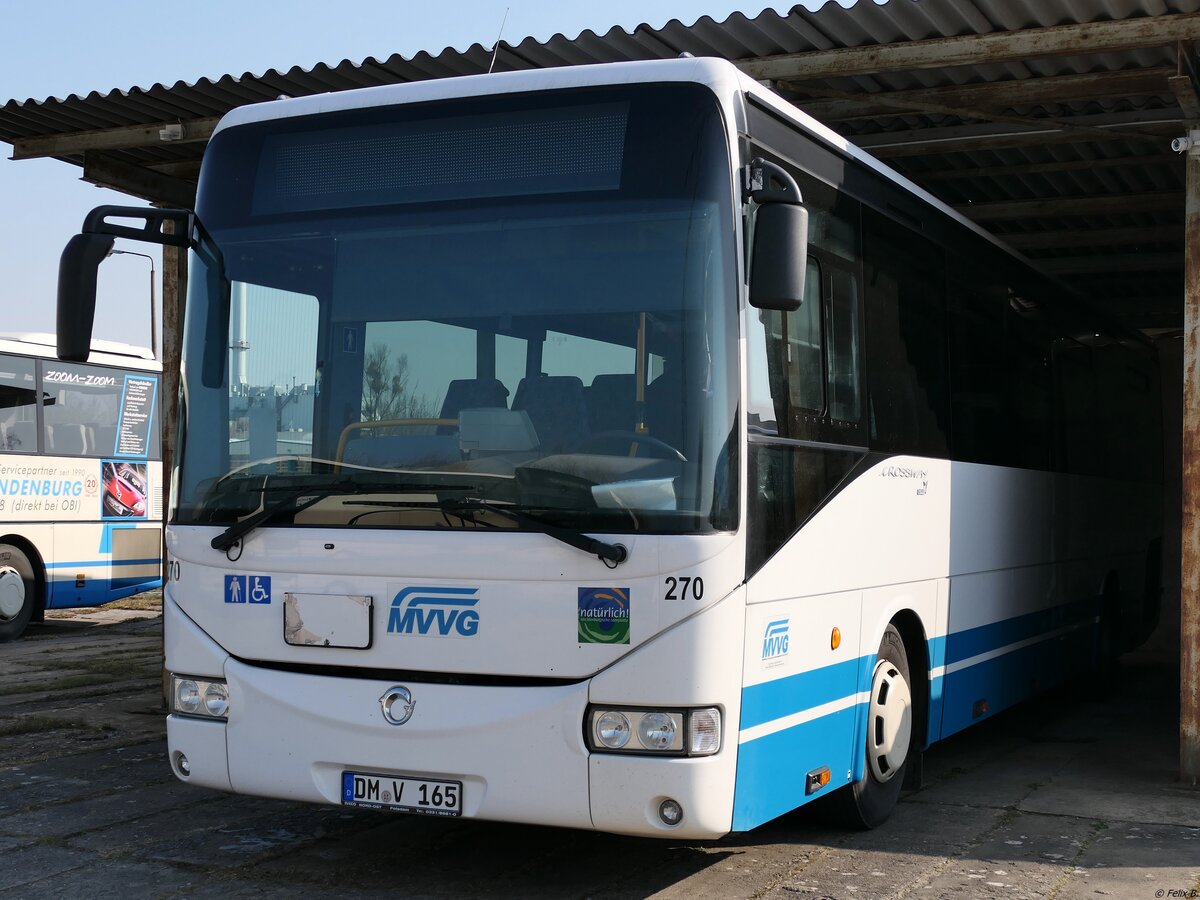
[512,375,589,455]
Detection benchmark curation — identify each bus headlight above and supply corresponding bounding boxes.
[637,712,677,750]
[587,706,721,756]
[594,711,632,749]
[203,682,230,717]
[174,679,201,715]
[171,675,230,721]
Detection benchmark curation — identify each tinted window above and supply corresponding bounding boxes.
[863,208,949,455]
[0,355,37,454]
[947,276,1008,465]
[40,362,160,460]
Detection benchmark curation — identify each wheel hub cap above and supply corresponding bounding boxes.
[0,568,25,621]
[868,657,912,783]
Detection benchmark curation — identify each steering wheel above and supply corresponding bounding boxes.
[575,430,686,462]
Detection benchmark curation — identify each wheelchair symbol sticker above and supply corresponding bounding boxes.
[225,575,271,605]
[248,576,271,604]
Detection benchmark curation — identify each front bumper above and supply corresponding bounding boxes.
[166,593,741,838]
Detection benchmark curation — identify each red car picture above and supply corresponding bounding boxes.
[101,462,148,518]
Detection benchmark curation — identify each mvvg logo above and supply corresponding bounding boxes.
[388,586,480,638]
[762,618,790,661]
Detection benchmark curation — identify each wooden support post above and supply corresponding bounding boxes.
[1183,126,1200,786]
[161,226,187,529]
[160,221,187,707]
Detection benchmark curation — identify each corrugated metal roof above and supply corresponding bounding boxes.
[1,0,1194,330]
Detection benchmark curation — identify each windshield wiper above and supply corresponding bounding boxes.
[442,499,628,566]
[210,480,478,552]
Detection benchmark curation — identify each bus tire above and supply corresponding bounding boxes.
[0,543,36,643]
[828,624,913,829]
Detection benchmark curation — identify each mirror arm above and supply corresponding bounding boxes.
[744,158,803,205]
[81,205,193,247]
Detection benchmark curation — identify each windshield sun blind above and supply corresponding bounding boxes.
[255,103,630,214]
[201,83,724,231]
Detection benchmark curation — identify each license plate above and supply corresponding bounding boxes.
[284,593,372,649]
[341,771,462,817]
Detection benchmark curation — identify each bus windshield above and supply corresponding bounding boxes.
[177,83,738,535]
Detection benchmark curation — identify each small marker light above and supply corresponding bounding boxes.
[689,708,722,755]
[175,752,191,777]
[806,766,832,794]
[831,627,841,650]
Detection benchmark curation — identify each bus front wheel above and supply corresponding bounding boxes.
[0,543,36,642]
[829,624,913,828]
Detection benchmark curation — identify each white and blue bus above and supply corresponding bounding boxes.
[0,333,163,642]
[56,58,1161,836]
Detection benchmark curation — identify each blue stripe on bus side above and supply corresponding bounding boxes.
[732,703,860,831]
[740,599,1100,744]
[739,656,868,731]
[938,616,1096,738]
[732,599,1102,830]
[46,574,163,609]
[941,597,1100,666]
[45,558,162,569]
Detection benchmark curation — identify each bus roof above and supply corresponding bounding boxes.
[0,332,160,371]
[212,56,1022,266]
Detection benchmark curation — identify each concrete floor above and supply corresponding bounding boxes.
[0,605,1197,899]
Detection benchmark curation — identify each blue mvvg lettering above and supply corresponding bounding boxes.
[388,586,480,638]
[762,618,790,660]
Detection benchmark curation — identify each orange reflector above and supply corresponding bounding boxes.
[806,766,832,794]
[830,627,841,650]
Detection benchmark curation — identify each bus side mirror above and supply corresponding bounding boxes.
[749,203,809,312]
[745,158,809,312]
[57,233,115,362]
[55,205,193,362]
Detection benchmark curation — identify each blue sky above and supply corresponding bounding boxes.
[0,1,848,349]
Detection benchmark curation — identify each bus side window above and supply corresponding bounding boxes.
[0,354,38,454]
[947,278,1008,465]
[863,207,949,455]
[785,258,824,415]
[39,364,127,459]
[748,257,865,439]
[1006,293,1053,471]
[826,266,861,424]
[1053,338,1101,476]
[747,310,786,437]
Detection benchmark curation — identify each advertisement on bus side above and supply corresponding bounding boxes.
[0,456,150,521]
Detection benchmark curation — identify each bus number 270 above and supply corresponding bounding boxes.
[664,576,703,601]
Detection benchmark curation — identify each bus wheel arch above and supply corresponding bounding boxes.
[0,538,43,642]
[827,614,927,829]
[890,609,929,782]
